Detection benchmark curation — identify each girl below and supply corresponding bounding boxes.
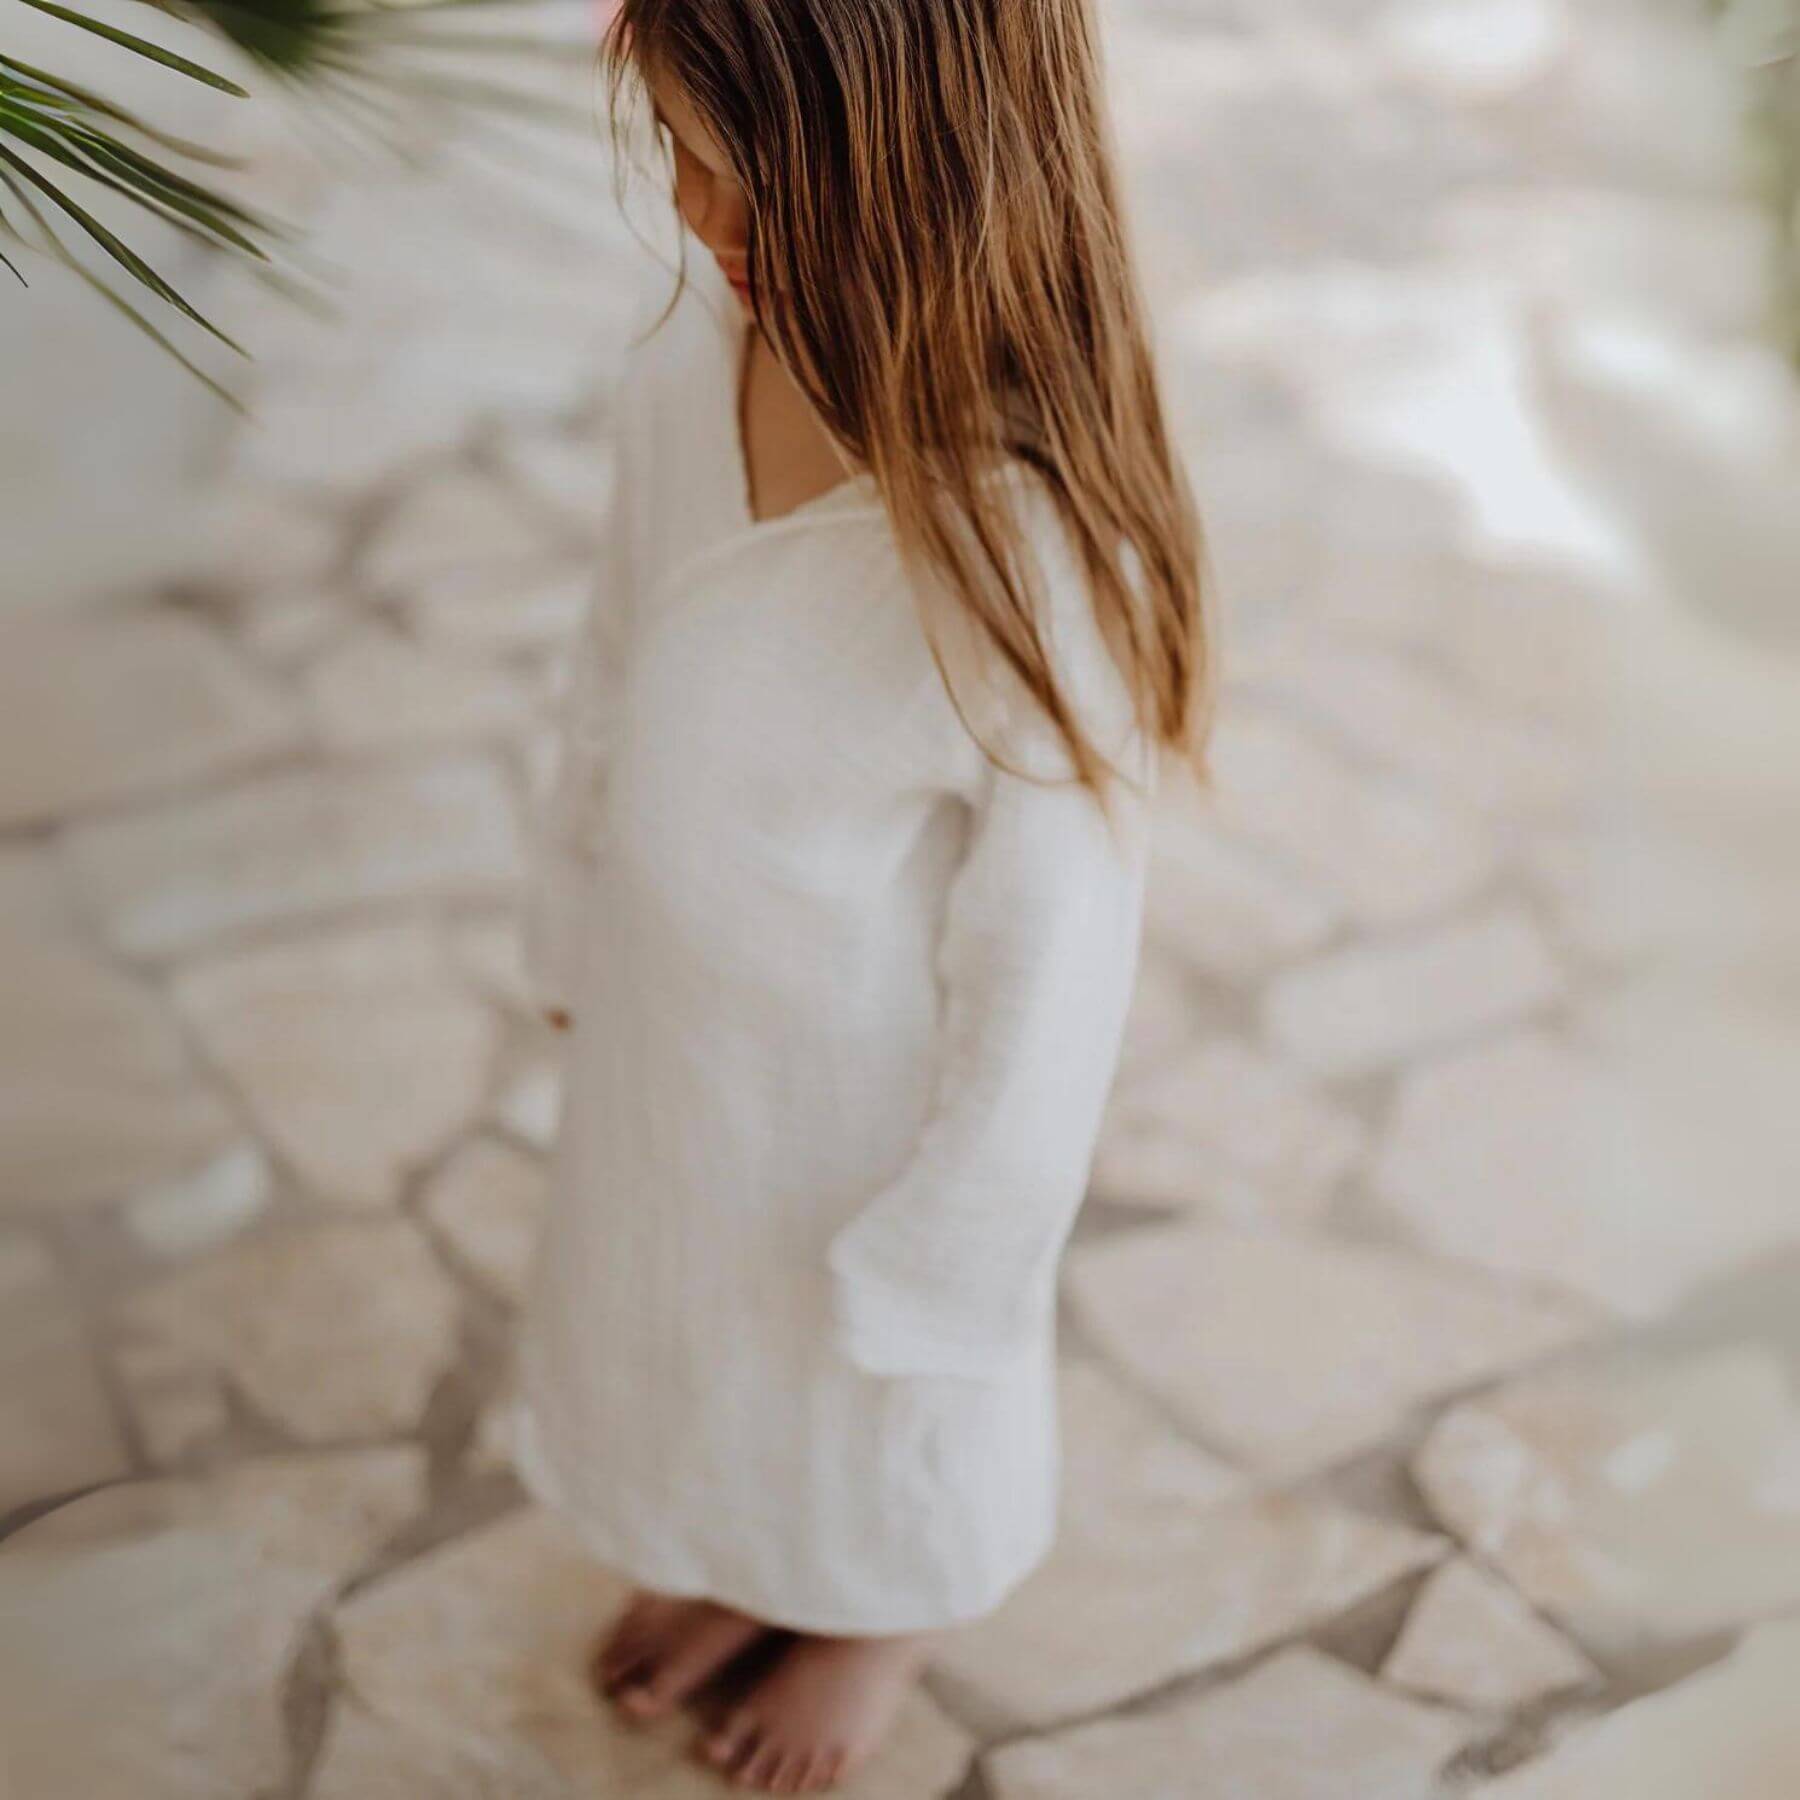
[515,1,1213,1790]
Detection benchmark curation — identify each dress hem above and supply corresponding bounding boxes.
[506,1396,1056,1638]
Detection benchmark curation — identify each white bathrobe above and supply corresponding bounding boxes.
[513,252,1159,1633]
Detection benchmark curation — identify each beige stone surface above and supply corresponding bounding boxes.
[986,1647,1474,1800]
[1210,704,1499,928]
[1578,986,1800,1311]
[113,1331,233,1464]
[0,843,69,931]
[1067,1223,1591,1476]
[114,1219,462,1448]
[1112,946,1203,1087]
[498,427,619,548]
[1383,1557,1599,1714]
[932,1362,1443,1726]
[1263,907,1564,1078]
[494,1054,563,1152]
[0,918,235,1215]
[1471,1621,1800,1799]
[172,925,499,1209]
[65,756,523,958]
[234,584,356,667]
[0,1233,130,1513]
[421,1136,546,1304]
[300,623,533,753]
[1253,632,1583,818]
[1373,1030,1668,1316]
[1414,1348,1800,1656]
[402,559,596,654]
[0,609,301,828]
[451,914,535,1015]
[317,1508,975,1800]
[1144,785,1341,981]
[363,468,563,593]
[1094,1038,1363,1221]
[122,1141,272,1260]
[0,1448,423,1800]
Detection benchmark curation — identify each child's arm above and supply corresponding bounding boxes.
[523,433,638,1030]
[825,636,1158,1384]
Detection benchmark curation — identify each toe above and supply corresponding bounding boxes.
[633,1607,763,1718]
[702,1710,758,1770]
[614,1678,666,1722]
[742,1740,786,1790]
[724,1731,764,1786]
[593,1599,662,1688]
[771,1752,806,1794]
[595,1646,651,1699]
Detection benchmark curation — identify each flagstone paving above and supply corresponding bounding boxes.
[2,0,1796,1795]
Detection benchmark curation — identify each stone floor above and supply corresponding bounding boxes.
[4,1,1800,1796]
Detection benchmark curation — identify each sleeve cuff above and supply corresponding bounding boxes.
[825,1235,1050,1382]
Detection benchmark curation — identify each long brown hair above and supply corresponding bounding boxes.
[598,0,1216,819]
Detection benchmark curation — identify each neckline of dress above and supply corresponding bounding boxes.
[696,260,883,534]
[690,253,1041,538]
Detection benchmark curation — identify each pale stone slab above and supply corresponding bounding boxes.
[421,1136,546,1305]
[315,1508,975,1800]
[1383,1557,1599,1713]
[450,914,536,1015]
[1263,907,1564,1078]
[0,920,235,1215]
[1250,629,1583,819]
[1471,1620,1800,1799]
[172,925,500,1208]
[234,585,357,668]
[1067,1224,1592,1477]
[300,624,533,753]
[200,487,341,596]
[1209,705,1499,929]
[122,1142,272,1259]
[0,1448,424,1800]
[113,1333,232,1464]
[1094,1038,1363,1222]
[1374,0,1568,104]
[65,756,523,958]
[1571,986,1800,1313]
[494,1054,564,1152]
[986,1647,1474,1800]
[363,468,561,593]
[0,1233,130,1512]
[931,1362,1444,1726]
[401,560,595,655]
[114,1220,462,1448]
[1113,946,1203,1089]
[0,609,302,828]
[1373,1030,1669,1316]
[498,429,619,548]
[1311,547,1606,726]
[1145,781,1341,981]
[1414,1348,1800,1656]
[0,844,70,932]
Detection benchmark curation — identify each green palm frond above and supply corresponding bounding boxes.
[2,0,596,388]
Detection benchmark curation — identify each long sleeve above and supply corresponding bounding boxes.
[522,434,638,1020]
[825,603,1160,1383]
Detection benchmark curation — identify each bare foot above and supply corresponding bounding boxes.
[590,1590,769,1724]
[697,1631,932,1791]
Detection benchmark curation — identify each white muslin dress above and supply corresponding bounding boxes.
[512,253,1159,1634]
